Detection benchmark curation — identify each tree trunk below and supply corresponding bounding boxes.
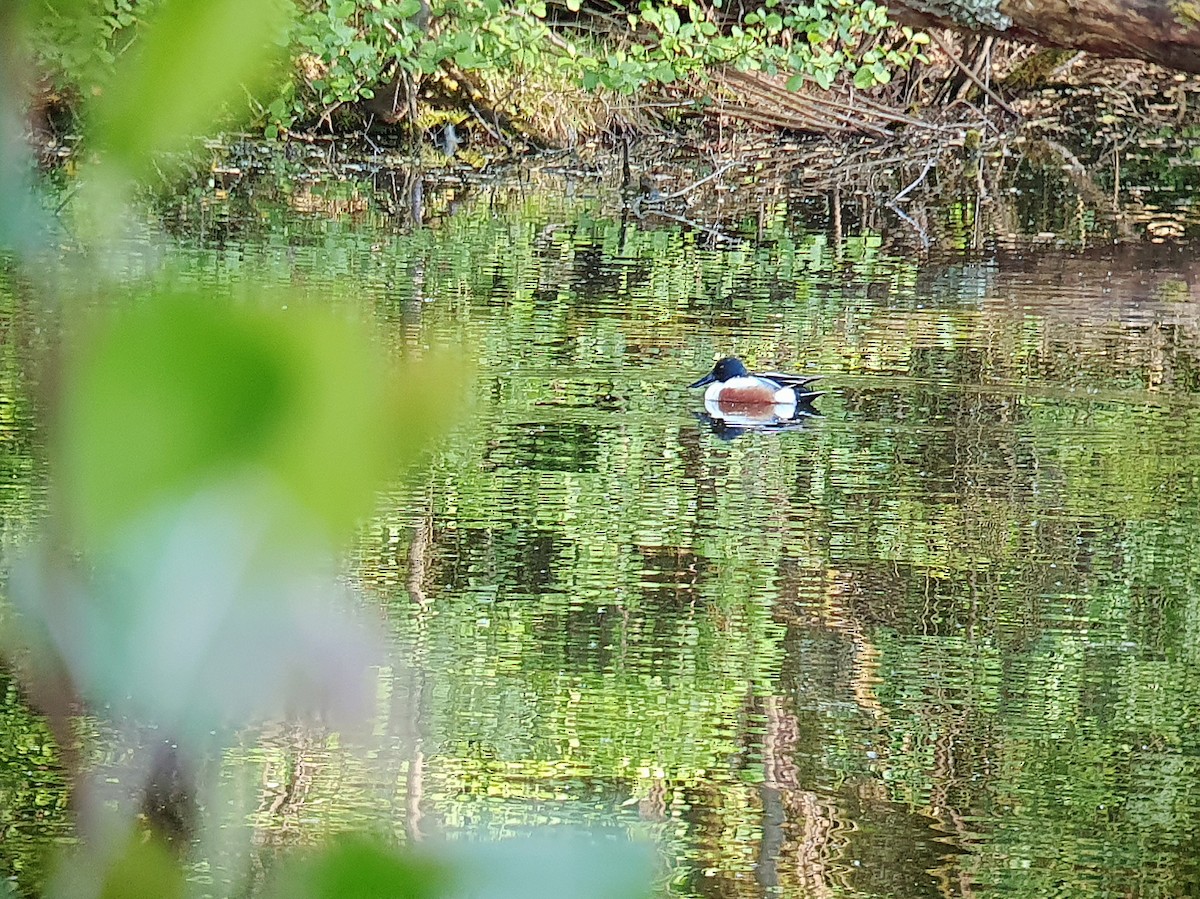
[890,0,1200,74]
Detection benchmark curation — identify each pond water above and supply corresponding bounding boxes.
[4,157,1200,897]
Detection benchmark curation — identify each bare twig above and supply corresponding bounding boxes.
[316,101,344,132]
[377,18,403,41]
[467,102,511,148]
[719,67,940,134]
[718,69,895,136]
[929,31,1020,119]
[362,113,383,155]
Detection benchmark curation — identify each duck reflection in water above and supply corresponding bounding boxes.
[689,356,821,438]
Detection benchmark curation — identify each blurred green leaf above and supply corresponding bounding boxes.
[12,476,387,732]
[99,838,185,899]
[266,837,452,899]
[264,314,465,541]
[53,836,186,899]
[61,294,289,546]
[60,292,462,550]
[265,834,651,899]
[90,0,291,181]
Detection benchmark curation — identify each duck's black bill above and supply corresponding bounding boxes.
[689,372,716,388]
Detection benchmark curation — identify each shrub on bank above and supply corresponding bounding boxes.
[28,0,927,142]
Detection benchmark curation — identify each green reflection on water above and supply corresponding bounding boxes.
[5,168,1200,898]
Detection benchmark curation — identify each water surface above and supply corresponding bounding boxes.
[4,161,1200,898]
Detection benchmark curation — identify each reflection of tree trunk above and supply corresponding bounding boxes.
[850,635,886,720]
[1148,321,1166,390]
[401,613,430,842]
[758,782,784,892]
[375,168,427,228]
[255,725,320,844]
[930,756,969,897]
[407,513,432,606]
[927,721,980,899]
[759,697,794,893]
[141,740,198,849]
[406,749,425,842]
[891,0,1200,74]
[790,791,842,898]
[819,568,887,722]
[761,696,842,899]
[638,778,668,821]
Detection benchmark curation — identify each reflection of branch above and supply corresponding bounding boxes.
[628,161,741,242]
[893,157,938,204]
[1043,138,1087,175]
[1041,139,1129,231]
[407,514,432,606]
[656,160,739,202]
[888,155,938,249]
[759,696,796,894]
[641,208,736,244]
[887,201,930,249]
[406,749,426,842]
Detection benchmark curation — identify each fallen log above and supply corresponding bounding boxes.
[890,0,1200,74]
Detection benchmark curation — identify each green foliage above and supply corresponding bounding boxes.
[97,838,186,899]
[266,838,454,899]
[23,0,929,139]
[88,0,291,182]
[25,0,143,97]
[273,0,926,132]
[606,0,929,93]
[59,293,452,552]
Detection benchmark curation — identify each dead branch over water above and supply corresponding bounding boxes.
[602,33,1200,251]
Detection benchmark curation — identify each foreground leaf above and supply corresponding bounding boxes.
[90,0,291,183]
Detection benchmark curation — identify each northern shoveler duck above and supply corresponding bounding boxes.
[689,356,821,425]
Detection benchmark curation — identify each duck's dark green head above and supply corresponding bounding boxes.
[689,356,748,388]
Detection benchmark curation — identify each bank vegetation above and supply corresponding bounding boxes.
[21,0,1198,150]
[17,0,1200,249]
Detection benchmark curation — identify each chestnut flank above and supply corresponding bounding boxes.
[717,384,778,405]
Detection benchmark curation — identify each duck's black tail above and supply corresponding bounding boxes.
[764,373,821,390]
